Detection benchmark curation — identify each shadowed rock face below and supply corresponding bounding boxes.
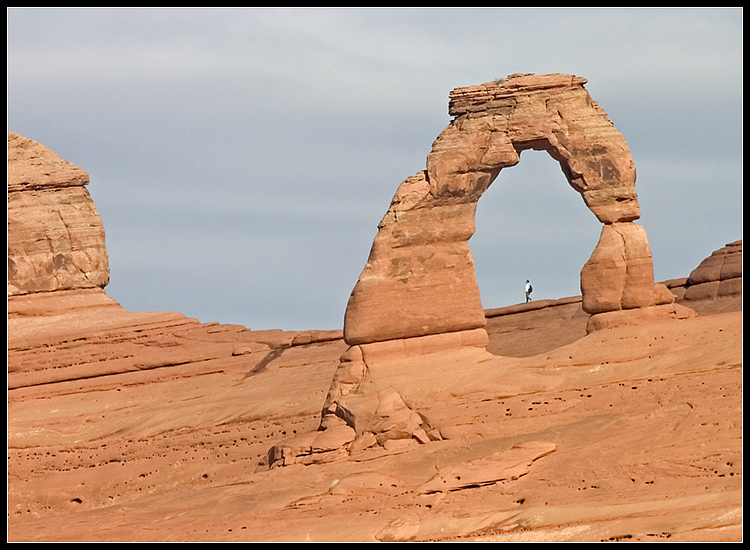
[343,73,675,348]
[7,132,110,295]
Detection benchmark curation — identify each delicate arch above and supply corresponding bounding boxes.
[343,73,670,347]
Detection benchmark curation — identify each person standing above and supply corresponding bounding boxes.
[525,280,533,303]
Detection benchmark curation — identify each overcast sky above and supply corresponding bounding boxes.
[7,7,743,331]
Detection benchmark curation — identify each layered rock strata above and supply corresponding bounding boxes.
[7,132,110,295]
[659,240,742,317]
[320,74,691,443]
[580,222,694,331]
[6,131,742,542]
[683,240,742,302]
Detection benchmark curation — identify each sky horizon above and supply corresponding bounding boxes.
[7,7,743,331]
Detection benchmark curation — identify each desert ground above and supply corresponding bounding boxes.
[7,289,742,542]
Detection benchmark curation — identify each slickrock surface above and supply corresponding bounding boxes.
[7,289,742,542]
[683,240,743,309]
[660,240,742,317]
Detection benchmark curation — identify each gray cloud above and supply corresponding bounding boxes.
[8,7,742,330]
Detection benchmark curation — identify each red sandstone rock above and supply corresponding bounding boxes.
[417,440,557,494]
[585,303,696,333]
[344,74,653,351]
[442,73,639,224]
[684,240,742,302]
[344,189,485,346]
[8,132,109,295]
[327,75,702,466]
[580,222,673,314]
[7,131,90,191]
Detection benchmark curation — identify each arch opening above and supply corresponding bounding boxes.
[472,148,600,309]
[472,148,600,356]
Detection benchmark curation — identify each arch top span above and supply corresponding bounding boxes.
[343,73,676,348]
[429,72,639,224]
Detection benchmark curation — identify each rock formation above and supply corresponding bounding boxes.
[8,132,110,295]
[580,223,695,332]
[683,240,742,300]
[654,240,742,318]
[315,74,695,451]
[6,131,344,391]
[344,73,687,351]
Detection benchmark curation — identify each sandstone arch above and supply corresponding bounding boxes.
[277,74,699,464]
[304,74,696,457]
[343,73,679,348]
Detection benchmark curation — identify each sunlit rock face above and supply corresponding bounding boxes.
[343,73,657,348]
[7,131,110,296]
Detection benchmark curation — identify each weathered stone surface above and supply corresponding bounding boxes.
[586,303,696,333]
[366,387,425,443]
[375,513,422,542]
[359,328,488,364]
[580,222,673,314]
[320,329,488,433]
[683,240,742,302]
[9,280,742,541]
[7,131,90,191]
[329,74,677,456]
[579,222,698,333]
[417,440,557,494]
[652,243,742,317]
[5,128,742,542]
[344,74,648,349]
[7,132,110,295]
[442,73,639,223]
[268,383,436,468]
[7,288,345,391]
[344,176,485,345]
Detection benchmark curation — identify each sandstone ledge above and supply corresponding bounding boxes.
[8,289,343,390]
[485,295,582,318]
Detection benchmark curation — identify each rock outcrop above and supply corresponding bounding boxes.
[580,223,695,331]
[321,73,695,446]
[683,240,742,301]
[658,240,742,317]
[344,73,685,352]
[6,131,344,393]
[7,132,110,295]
